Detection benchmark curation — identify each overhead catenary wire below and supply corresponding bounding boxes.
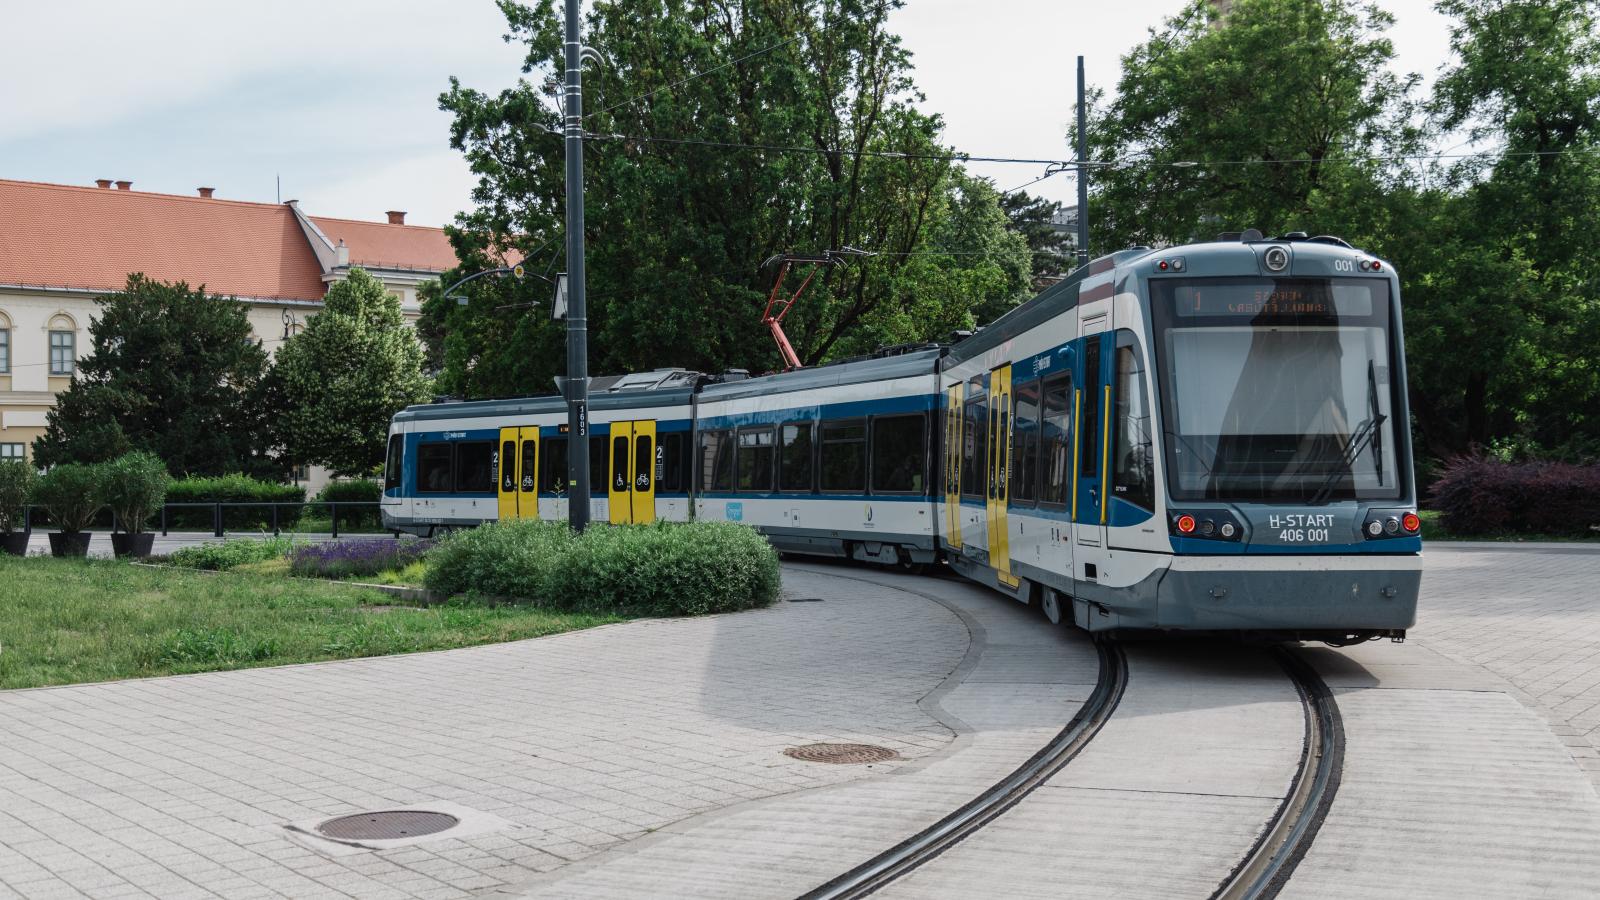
[582,129,1600,171]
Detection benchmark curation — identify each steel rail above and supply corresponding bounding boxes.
[797,635,1128,900]
[1210,647,1346,900]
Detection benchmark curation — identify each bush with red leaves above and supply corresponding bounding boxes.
[1429,456,1600,536]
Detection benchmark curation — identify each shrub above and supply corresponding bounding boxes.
[34,463,106,534]
[0,459,36,533]
[1430,455,1600,536]
[424,520,780,616]
[288,538,433,579]
[424,519,575,600]
[103,451,171,535]
[168,535,296,570]
[312,479,383,529]
[165,475,306,530]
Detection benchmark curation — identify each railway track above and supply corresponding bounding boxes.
[1210,647,1346,900]
[789,566,1346,900]
[798,637,1129,900]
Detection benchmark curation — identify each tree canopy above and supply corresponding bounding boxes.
[421,0,1030,399]
[271,268,433,477]
[1087,0,1600,462]
[32,275,277,477]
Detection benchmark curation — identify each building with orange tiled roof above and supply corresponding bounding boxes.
[0,177,462,469]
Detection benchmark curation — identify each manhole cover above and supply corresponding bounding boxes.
[316,810,459,841]
[783,743,899,764]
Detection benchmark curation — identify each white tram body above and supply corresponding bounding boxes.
[386,235,1421,642]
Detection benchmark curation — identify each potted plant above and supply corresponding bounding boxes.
[34,462,105,557]
[0,458,35,557]
[104,451,170,558]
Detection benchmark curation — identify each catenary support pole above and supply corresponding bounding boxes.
[1076,55,1090,267]
[563,0,592,532]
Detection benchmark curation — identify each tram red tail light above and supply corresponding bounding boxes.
[1176,514,1196,534]
[1402,512,1421,533]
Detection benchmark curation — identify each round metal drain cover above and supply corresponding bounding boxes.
[317,810,459,841]
[784,743,899,764]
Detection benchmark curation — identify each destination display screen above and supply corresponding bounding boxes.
[1172,280,1374,319]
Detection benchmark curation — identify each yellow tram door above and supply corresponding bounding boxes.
[517,427,539,518]
[944,385,963,547]
[987,365,1018,587]
[498,427,521,520]
[607,421,657,525]
[630,420,656,524]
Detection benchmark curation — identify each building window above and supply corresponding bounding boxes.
[0,328,9,373]
[0,443,23,461]
[49,330,75,375]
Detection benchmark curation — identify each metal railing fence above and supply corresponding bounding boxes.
[19,501,387,540]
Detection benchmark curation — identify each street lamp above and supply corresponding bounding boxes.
[442,265,526,306]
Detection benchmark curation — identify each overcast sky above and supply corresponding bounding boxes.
[0,0,1453,227]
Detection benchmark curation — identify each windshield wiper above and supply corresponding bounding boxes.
[1306,413,1385,505]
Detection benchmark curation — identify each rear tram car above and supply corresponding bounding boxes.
[384,233,1421,642]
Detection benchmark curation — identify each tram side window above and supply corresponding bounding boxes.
[658,433,684,493]
[1113,333,1156,512]
[541,437,569,493]
[737,427,776,492]
[385,435,403,491]
[416,442,453,493]
[590,435,608,493]
[1041,374,1073,506]
[1080,338,1102,479]
[872,414,926,494]
[1012,381,1040,505]
[780,423,814,492]
[700,430,734,492]
[962,378,986,499]
[819,420,867,492]
[455,441,495,493]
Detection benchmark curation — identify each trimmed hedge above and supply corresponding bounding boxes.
[1430,456,1600,536]
[425,520,780,616]
[165,475,306,530]
[312,479,383,529]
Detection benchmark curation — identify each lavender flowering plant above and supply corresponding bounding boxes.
[288,538,434,579]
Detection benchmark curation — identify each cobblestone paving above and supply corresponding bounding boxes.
[0,569,967,900]
[1414,544,1600,786]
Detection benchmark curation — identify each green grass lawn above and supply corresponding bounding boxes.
[0,557,624,690]
[1418,508,1599,543]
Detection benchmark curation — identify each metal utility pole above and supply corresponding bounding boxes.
[563,0,592,531]
[1075,55,1090,267]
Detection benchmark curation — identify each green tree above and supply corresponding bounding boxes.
[1086,0,1419,249]
[1424,0,1600,456]
[271,269,433,476]
[32,275,276,477]
[999,190,1074,284]
[422,0,1031,396]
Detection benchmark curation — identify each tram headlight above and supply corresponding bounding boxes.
[1384,516,1401,535]
[1220,522,1236,538]
[1367,520,1384,536]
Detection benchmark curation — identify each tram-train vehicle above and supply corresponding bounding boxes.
[384,233,1421,642]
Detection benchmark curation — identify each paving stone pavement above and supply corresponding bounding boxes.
[0,568,967,900]
[1410,543,1600,787]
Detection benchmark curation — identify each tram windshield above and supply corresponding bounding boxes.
[1151,277,1403,503]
